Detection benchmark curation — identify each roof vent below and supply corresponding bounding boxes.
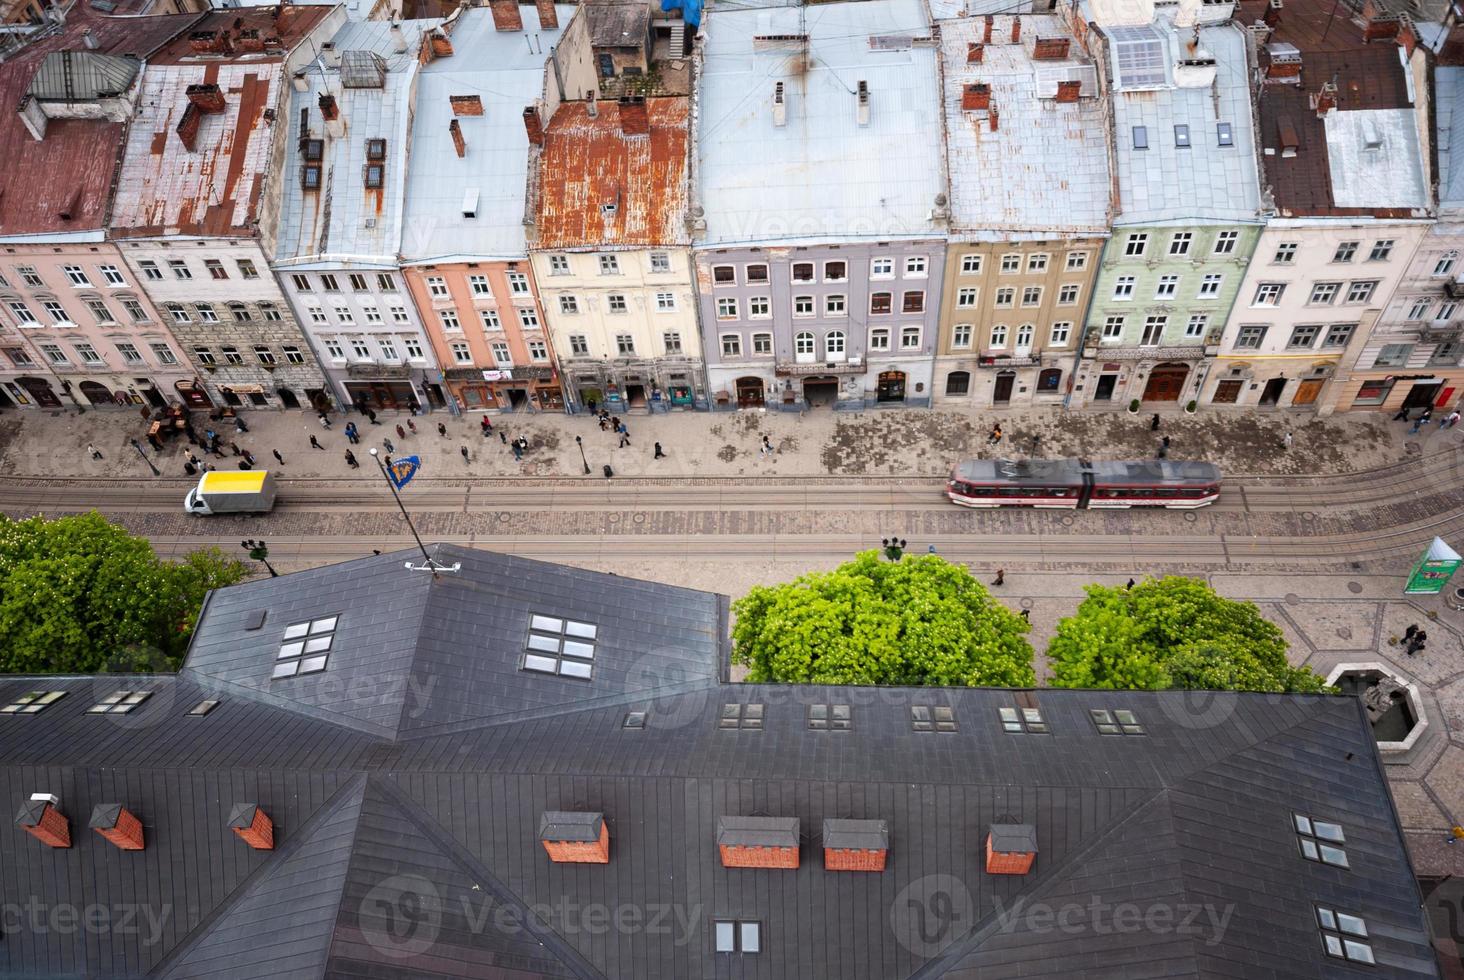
[823,819,888,872]
[718,816,800,869]
[856,80,870,126]
[539,811,610,863]
[986,823,1037,874]
[90,804,144,851]
[462,187,479,218]
[1277,114,1300,157]
[16,794,70,848]
[228,803,274,850]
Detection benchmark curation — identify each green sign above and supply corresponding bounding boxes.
[1404,537,1462,595]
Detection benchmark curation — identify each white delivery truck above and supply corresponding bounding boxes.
[184,471,277,516]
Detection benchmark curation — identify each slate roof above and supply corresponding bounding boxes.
[0,544,1440,979]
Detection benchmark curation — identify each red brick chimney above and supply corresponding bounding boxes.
[185,83,226,113]
[961,83,991,111]
[539,811,610,863]
[16,796,70,848]
[823,819,888,872]
[1364,14,1402,42]
[1263,0,1281,26]
[1399,20,1418,57]
[989,106,1000,131]
[1032,37,1069,60]
[718,816,800,869]
[1011,17,1021,44]
[229,803,274,850]
[430,32,454,58]
[449,118,466,157]
[490,0,523,31]
[451,94,484,116]
[318,93,339,122]
[90,804,144,851]
[967,42,984,63]
[523,105,544,146]
[618,95,649,137]
[176,103,203,151]
[1055,79,1081,103]
[986,824,1036,875]
[1264,45,1301,80]
[983,14,993,43]
[535,0,558,30]
[1311,80,1338,117]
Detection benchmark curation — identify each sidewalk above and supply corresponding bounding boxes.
[0,401,1453,482]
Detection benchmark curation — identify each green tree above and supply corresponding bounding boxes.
[0,512,246,673]
[731,551,1034,687]
[1047,576,1329,693]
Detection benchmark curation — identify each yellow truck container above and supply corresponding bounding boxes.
[184,470,277,516]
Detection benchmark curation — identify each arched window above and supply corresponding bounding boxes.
[1016,324,1034,350]
[945,370,970,395]
[990,324,1008,348]
[229,302,252,323]
[1037,368,1062,391]
[794,331,815,363]
[825,331,845,357]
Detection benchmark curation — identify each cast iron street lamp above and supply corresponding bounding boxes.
[881,537,907,561]
[129,438,160,476]
[241,539,278,577]
[575,435,590,475]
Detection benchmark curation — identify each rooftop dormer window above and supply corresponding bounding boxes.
[1,691,65,714]
[273,616,337,679]
[88,691,151,715]
[523,615,597,679]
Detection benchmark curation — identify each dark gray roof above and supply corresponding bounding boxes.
[718,814,801,848]
[0,545,1440,979]
[539,809,603,841]
[824,818,888,851]
[27,50,139,101]
[988,823,1037,853]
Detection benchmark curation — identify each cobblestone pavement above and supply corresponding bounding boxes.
[0,400,1447,481]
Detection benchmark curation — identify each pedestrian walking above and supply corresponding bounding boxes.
[499,430,507,445]
[367,409,379,425]
[761,435,774,457]
[991,569,1005,587]
[147,433,163,451]
[238,458,253,470]
[345,449,359,468]
[1020,609,1030,622]
[1409,415,1424,435]
[1150,413,1161,431]
[310,434,324,450]
[1126,578,1136,589]
[1394,407,1411,421]
[318,412,332,429]
[183,460,197,476]
[407,419,417,435]
[619,432,630,448]
[1445,410,1462,429]
[654,442,665,459]
[396,423,406,441]
[512,439,523,461]
[1030,434,1041,455]
[272,449,284,465]
[460,445,469,461]
[242,449,255,466]
[598,415,609,431]
[1281,431,1293,450]
[383,437,395,454]
[229,441,241,456]
[987,423,1002,446]
[1156,444,1168,459]
[603,463,614,479]
[610,416,621,433]
[587,397,598,416]
[234,416,249,433]
[616,421,627,435]
[438,422,448,437]
[87,443,103,460]
[1161,435,1171,449]
[1422,408,1433,425]
[187,451,201,468]
[356,400,369,417]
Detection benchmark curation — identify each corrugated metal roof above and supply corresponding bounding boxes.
[533,96,690,250]
[26,51,139,101]
[1438,67,1464,210]
[940,16,1111,238]
[272,18,438,263]
[399,6,572,263]
[695,0,944,247]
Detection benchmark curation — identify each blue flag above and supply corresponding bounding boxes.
[388,455,421,489]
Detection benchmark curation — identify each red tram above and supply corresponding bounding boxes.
[946,458,1222,509]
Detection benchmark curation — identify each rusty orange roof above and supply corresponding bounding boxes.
[148,6,333,64]
[533,97,689,250]
[0,11,200,237]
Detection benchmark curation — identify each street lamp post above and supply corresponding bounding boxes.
[129,438,160,476]
[881,537,907,561]
[575,435,590,475]
[241,538,278,577]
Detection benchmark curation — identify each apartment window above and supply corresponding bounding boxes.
[138,261,162,281]
[1101,316,1125,341]
[718,703,764,730]
[480,308,501,330]
[1374,343,1412,366]
[713,265,736,285]
[655,292,676,311]
[753,333,772,355]
[1000,253,1021,273]
[569,334,589,356]
[616,334,635,355]
[952,323,973,348]
[335,306,354,325]
[990,287,1012,307]
[168,260,191,280]
[957,287,978,308]
[1021,286,1041,307]
[308,306,327,324]
[1333,241,1358,263]
[469,275,491,296]
[346,273,368,292]
[149,343,177,365]
[319,274,340,291]
[1124,233,1148,257]
[1185,313,1208,339]
[900,291,924,314]
[192,303,217,323]
[1316,907,1373,964]
[99,265,126,286]
[491,341,511,365]
[1288,324,1320,349]
[1198,273,1222,298]
[1273,242,1298,264]
[549,254,570,275]
[123,299,147,322]
[560,295,580,315]
[1434,254,1457,277]
[1431,341,1461,365]
[283,345,305,364]
[1027,253,1049,273]
[721,334,742,357]
[260,302,282,322]
[426,277,448,298]
[194,346,215,365]
[324,339,344,360]
[63,265,90,286]
[1113,276,1135,300]
[1168,233,1192,257]
[1235,325,1267,349]
[1066,252,1088,271]
[237,259,259,279]
[608,294,627,313]
[439,310,460,331]
[1213,231,1239,255]
[791,262,815,282]
[1253,283,1285,306]
[1090,708,1144,735]
[599,254,620,275]
[905,255,928,277]
[450,341,471,364]
[1049,322,1071,346]
[870,292,892,315]
[362,305,382,324]
[1438,301,1458,322]
[825,260,848,282]
[900,326,921,349]
[1368,240,1394,262]
[749,296,770,318]
[4,348,30,367]
[230,303,251,323]
[74,343,102,365]
[999,706,1047,733]
[1140,315,1166,346]
[649,252,670,273]
[507,272,529,295]
[990,324,1008,348]
[221,346,243,365]
[1132,125,1149,150]
[869,328,890,350]
[289,274,313,293]
[1,691,65,714]
[8,301,36,324]
[746,263,769,283]
[871,257,893,278]
[39,343,66,364]
[1407,298,1431,320]
[793,295,814,317]
[1057,284,1079,305]
[808,703,852,731]
[378,338,397,360]
[255,345,277,365]
[961,254,983,274]
[376,273,397,291]
[110,344,141,368]
[1310,282,1340,305]
[87,300,115,324]
[204,259,227,280]
[1155,275,1179,299]
[663,331,682,354]
[43,301,69,324]
[1346,281,1377,304]
[1323,323,1355,348]
[1015,324,1034,349]
[167,303,190,323]
[826,294,846,316]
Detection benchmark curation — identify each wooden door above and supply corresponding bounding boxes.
[1212,380,1242,404]
[1292,379,1323,406]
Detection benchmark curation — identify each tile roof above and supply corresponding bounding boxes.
[0,544,1440,978]
[1102,17,1263,226]
[272,18,439,264]
[532,96,690,250]
[399,5,573,264]
[109,6,335,238]
[939,15,1112,239]
[694,0,946,246]
[0,11,199,238]
[1239,0,1427,217]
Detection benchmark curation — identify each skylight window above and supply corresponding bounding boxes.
[808,703,851,731]
[1000,706,1047,733]
[714,919,761,954]
[623,710,647,729]
[1,691,66,714]
[1132,125,1148,150]
[1174,124,1190,148]
[188,699,221,716]
[523,614,598,679]
[1317,906,1373,964]
[88,691,152,715]
[1110,25,1167,90]
[273,616,337,679]
[1091,708,1145,735]
[912,705,958,732]
[1294,814,1348,868]
[719,703,763,730]
[1217,122,1234,147]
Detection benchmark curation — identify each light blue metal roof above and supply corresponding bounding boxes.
[1437,67,1464,211]
[695,0,946,247]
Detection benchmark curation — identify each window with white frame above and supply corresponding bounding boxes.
[721,333,741,357]
[230,303,251,323]
[1015,324,1034,349]
[350,338,370,359]
[150,343,177,365]
[1140,315,1166,346]
[1027,253,1049,273]
[308,306,327,324]
[753,332,772,355]
[1407,298,1431,320]
[995,287,1014,307]
[450,341,472,363]
[1346,281,1377,304]
[491,341,512,365]
[663,331,682,353]
[138,261,162,281]
[900,326,920,349]
[1155,275,1179,299]
[569,334,589,356]
[713,265,736,286]
[195,303,217,323]
[402,338,423,360]
[1437,301,1458,322]
[362,305,382,324]
[168,259,191,280]
[825,331,845,357]
[1066,252,1088,271]
[608,294,627,313]
[100,265,126,286]
[63,265,90,287]
[793,295,814,316]
[716,297,737,319]
[824,260,847,282]
[990,323,1009,348]
[439,309,460,331]
[115,342,142,364]
[1273,242,1298,264]
[1197,273,1222,298]
[203,259,227,280]
[1434,254,1457,277]
[1310,282,1340,304]
[905,255,927,277]
[746,263,769,283]
[507,272,529,295]
[291,274,312,292]
[560,295,579,315]
[1253,283,1285,306]
[87,299,115,323]
[518,307,539,329]
[1168,233,1192,256]
[961,254,983,274]
[74,343,102,364]
[1368,240,1394,262]
[480,308,501,330]
[1057,284,1079,305]
[1213,230,1239,254]
[791,262,814,283]
[871,257,894,278]
[391,306,410,323]
[869,328,890,350]
[649,253,670,273]
[255,345,277,365]
[1021,286,1041,306]
[335,306,354,324]
[376,273,397,291]
[599,254,620,275]
[320,274,340,291]
[377,338,397,361]
[324,339,345,360]
[8,301,36,324]
[1185,313,1208,338]
[1101,315,1124,341]
[749,296,770,318]
[39,343,66,363]
[469,275,491,296]
[1049,322,1071,346]
[43,301,69,324]
[347,273,368,292]
[1113,276,1135,300]
[655,292,676,311]
[167,303,190,323]
[1124,234,1148,257]
[957,287,978,308]
[616,334,635,355]
[1333,241,1358,262]
[260,302,282,322]
[826,294,846,316]
[952,323,973,348]
[1000,253,1021,273]
[123,299,147,322]
[549,254,570,275]
[427,276,449,298]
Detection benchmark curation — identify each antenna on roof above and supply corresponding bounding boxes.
[367,448,460,578]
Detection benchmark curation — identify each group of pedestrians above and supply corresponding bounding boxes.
[1397,405,1462,434]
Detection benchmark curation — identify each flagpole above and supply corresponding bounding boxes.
[368,447,454,575]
